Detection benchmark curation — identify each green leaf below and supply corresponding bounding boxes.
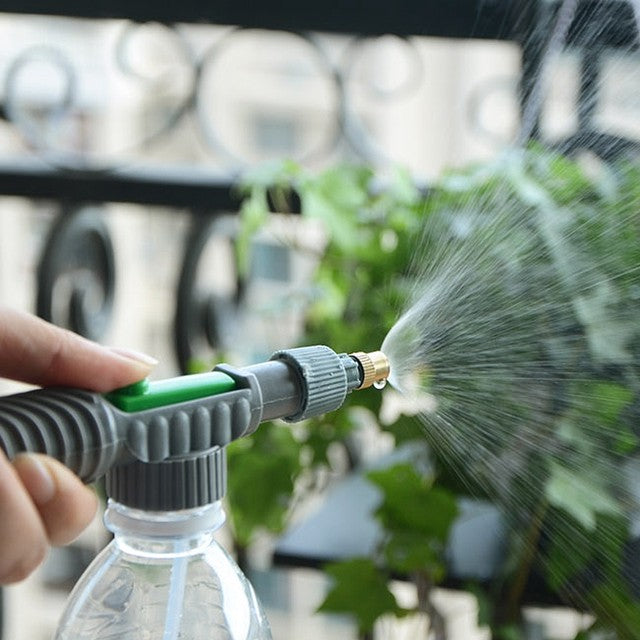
[299,165,371,251]
[307,269,347,322]
[556,381,636,462]
[226,422,302,547]
[494,625,526,640]
[301,188,358,251]
[545,521,595,591]
[581,381,634,425]
[465,582,494,628]
[545,462,622,531]
[587,584,640,639]
[237,185,269,276]
[385,165,422,206]
[614,429,639,455]
[574,282,636,363]
[367,463,458,541]
[318,558,406,632]
[382,530,444,577]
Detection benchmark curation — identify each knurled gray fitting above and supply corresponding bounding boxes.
[105,446,226,510]
[270,345,349,422]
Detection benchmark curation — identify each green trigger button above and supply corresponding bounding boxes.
[105,372,236,413]
[117,379,150,396]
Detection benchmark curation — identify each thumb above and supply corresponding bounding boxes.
[0,307,157,392]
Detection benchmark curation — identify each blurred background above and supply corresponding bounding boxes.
[0,2,638,639]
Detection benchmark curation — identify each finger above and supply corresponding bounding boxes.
[13,454,99,547]
[0,450,49,584]
[0,306,157,392]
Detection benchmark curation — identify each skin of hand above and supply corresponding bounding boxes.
[0,306,157,584]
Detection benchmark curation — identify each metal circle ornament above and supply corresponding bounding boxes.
[37,206,116,342]
[174,213,245,374]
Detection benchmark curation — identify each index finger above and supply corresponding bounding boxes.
[0,307,157,393]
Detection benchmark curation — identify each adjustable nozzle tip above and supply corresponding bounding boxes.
[350,351,390,390]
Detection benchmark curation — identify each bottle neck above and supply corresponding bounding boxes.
[104,499,226,557]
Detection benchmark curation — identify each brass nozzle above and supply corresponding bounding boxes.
[350,351,390,389]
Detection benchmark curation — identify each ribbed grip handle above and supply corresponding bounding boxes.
[0,388,121,483]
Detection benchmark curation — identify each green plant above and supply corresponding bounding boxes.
[230,148,640,639]
[318,463,458,639]
[419,150,640,640]
[226,422,302,565]
[225,161,428,561]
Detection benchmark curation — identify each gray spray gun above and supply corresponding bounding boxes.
[0,346,389,510]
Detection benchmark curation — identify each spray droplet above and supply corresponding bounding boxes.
[373,378,387,390]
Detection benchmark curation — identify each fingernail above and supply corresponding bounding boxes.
[14,454,56,505]
[108,347,159,368]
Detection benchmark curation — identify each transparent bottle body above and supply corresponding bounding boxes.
[54,500,272,640]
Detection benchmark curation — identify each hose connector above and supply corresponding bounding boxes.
[350,351,390,389]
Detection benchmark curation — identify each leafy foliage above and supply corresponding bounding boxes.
[368,463,458,577]
[231,148,640,638]
[225,162,428,554]
[226,422,302,549]
[318,464,457,634]
[370,464,455,532]
[318,558,408,634]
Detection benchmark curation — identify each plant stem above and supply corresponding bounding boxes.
[415,571,447,640]
[503,499,548,623]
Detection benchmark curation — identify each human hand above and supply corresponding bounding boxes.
[0,306,157,584]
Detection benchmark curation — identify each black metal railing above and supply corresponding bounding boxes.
[0,0,635,396]
[0,3,638,631]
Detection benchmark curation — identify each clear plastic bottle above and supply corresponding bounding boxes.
[55,499,272,640]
